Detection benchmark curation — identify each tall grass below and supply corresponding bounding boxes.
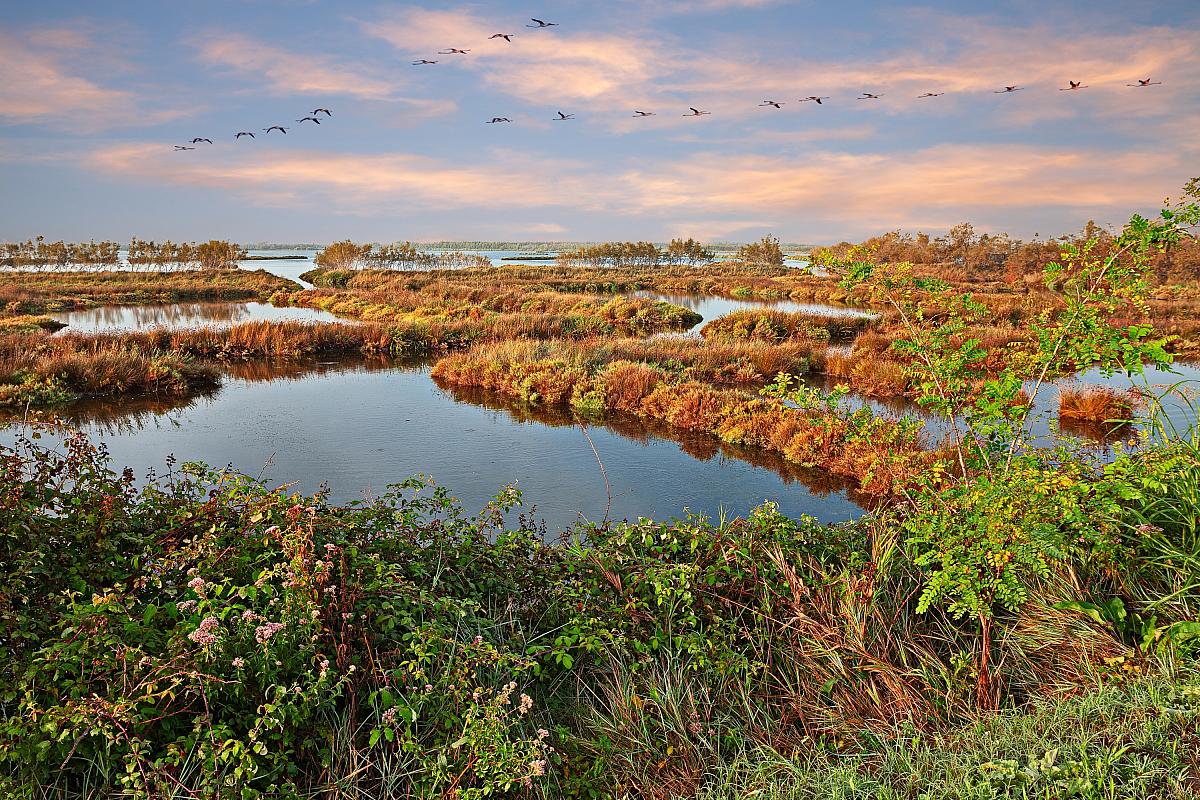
[0,269,296,313]
[431,339,935,496]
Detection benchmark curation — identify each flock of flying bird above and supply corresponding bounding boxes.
[172,16,1168,149]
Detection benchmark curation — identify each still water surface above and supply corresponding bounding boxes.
[49,301,347,333]
[3,359,865,531]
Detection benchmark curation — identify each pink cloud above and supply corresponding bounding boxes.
[195,33,399,100]
[83,139,1191,240]
[0,30,161,130]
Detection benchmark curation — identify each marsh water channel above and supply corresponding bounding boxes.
[11,273,1199,532]
[11,289,880,531]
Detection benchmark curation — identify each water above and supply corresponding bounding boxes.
[49,301,348,334]
[2,359,865,531]
[634,291,876,334]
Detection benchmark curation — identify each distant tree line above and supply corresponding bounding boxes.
[314,241,491,271]
[557,238,715,267]
[816,218,1200,286]
[0,237,247,271]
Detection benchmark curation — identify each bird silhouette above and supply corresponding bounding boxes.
[800,96,829,104]
[994,85,1024,93]
[412,59,438,65]
[917,92,944,98]
[439,48,470,54]
[554,111,576,121]
[296,116,322,124]
[235,131,255,139]
[311,108,332,116]
[489,33,514,42]
[684,107,711,117]
[1060,81,1088,91]
[264,126,288,134]
[173,145,196,151]
[488,117,512,123]
[857,92,882,99]
[190,137,213,144]
[527,18,558,27]
[759,100,784,108]
[1128,78,1162,87]
[633,110,655,117]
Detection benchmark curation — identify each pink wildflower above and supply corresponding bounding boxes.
[188,616,220,646]
[381,707,398,725]
[232,657,245,669]
[255,621,285,644]
[175,600,198,614]
[518,694,533,715]
[529,759,546,777]
[186,576,206,594]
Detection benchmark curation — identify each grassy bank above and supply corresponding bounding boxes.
[2,426,1198,798]
[0,269,298,314]
[431,339,935,496]
[0,322,397,408]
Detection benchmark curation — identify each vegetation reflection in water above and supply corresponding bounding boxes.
[2,355,865,529]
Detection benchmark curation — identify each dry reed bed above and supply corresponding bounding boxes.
[1058,385,1137,423]
[272,286,702,336]
[701,309,875,343]
[431,339,939,496]
[0,322,396,407]
[0,269,297,314]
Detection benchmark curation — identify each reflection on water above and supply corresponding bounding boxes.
[634,291,875,334]
[2,358,864,531]
[50,301,348,334]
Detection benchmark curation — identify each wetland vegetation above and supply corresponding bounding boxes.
[4,183,1200,798]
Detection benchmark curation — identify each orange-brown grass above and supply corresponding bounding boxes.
[701,309,874,343]
[431,342,937,497]
[1058,385,1136,423]
[0,314,66,334]
[273,286,701,337]
[0,269,296,314]
[0,322,401,407]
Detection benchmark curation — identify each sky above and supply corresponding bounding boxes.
[1,0,1198,245]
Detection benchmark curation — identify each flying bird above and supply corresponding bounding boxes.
[917,92,944,98]
[633,110,655,117]
[173,145,196,151]
[994,85,1024,93]
[489,33,514,41]
[439,48,471,54]
[264,125,288,134]
[296,116,322,124]
[527,18,558,27]
[554,111,576,120]
[800,96,829,104]
[1060,81,1088,91]
[413,59,438,65]
[235,131,255,139]
[1128,78,1162,87]
[857,92,883,99]
[311,108,332,116]
[189,137,213,144]
[759,100,784,108]
[684,107,711,117]
[488,117,512,123]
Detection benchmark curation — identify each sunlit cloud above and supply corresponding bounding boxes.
[195,33,399,99]
[0,29,181,130]
[83,139,1189,240]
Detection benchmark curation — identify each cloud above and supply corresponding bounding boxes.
[83,139,1190,239]
[195,33,399,99]
[0,29,176,130]
[362,9,675,108]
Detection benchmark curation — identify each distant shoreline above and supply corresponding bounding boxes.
[243,255,310,261]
